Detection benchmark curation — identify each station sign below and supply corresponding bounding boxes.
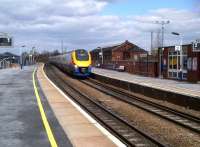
[175,45,181,51]
[192,39,200,52]
[0,35,13,48]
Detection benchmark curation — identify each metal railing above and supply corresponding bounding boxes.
[0,58,11,69]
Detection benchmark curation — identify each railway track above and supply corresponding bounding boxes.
[81,78,200,134]
[45,65,165,147]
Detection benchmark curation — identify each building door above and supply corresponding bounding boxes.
[168,51,187,80]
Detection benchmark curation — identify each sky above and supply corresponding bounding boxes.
[0,0,199,54]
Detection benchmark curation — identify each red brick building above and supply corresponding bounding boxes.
[91,40,159,77]
[91,40,147,64]
[160,43,200,82]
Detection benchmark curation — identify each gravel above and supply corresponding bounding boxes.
[49,65,200,147]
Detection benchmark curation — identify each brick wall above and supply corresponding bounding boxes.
[187,45,200,82]
[111,60,158,77]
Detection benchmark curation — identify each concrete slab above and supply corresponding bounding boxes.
[0,66,72,147]
[64,124,103,138]
[59,115,90,125]
[92,67,200,98]
[0,66,49,147]
[72,136,117,147]
[37,64,119,147]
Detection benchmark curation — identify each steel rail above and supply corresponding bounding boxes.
[45,64,165,147]
[81,78,200,134]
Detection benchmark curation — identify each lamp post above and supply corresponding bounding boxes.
[171,32,183,80]
[20,45,26,69]
[97,47,103,66]
[30,46,36,65]
[155,20,170,78]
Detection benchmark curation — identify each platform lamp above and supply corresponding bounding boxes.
[32,46,36,64]
[171,32,183,80]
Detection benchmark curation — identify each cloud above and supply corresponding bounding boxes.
[0,0,199,53]
[133,8,200,46]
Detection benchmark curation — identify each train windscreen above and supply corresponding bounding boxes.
[75,49,89,61]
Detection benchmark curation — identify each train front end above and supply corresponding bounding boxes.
[72,49,92,77]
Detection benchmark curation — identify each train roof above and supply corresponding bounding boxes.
[49,49,89,58]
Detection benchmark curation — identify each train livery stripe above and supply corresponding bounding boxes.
[32,68,58,147]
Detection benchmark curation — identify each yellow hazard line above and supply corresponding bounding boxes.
[32,68,58,147]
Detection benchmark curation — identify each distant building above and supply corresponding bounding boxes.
[0,52,20,69]
[91,40,159,77]
[91,40,147,65]
[0,52,19,62]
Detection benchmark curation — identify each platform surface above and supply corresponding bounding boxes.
[0,66,71,147]
[37,64,120,147]
[92,68,200,98]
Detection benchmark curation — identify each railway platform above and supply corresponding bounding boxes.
[0,66,72,147]
[0,65,124,147]
[37,64,123,147]
[92,68,200,110]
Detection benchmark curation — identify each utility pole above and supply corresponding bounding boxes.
[155,20,170,47]
[61,40,63,54]
[151,31,153,51]
[155,20,170,78]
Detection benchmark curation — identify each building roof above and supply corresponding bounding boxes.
[92,44,120,53]
[128,46,147,52]
[91,40,146,53]
[0,52,19,60]
[161,43,192,49]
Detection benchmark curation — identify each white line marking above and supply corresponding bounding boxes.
[41,66,126,147]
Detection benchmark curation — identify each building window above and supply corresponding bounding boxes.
[123,52,130,60]
[168,51,188,79]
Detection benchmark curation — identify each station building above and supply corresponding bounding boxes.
[91,40,200,82]
[91,40,159,77]
[160,43,200,82]
[91,40,146,64]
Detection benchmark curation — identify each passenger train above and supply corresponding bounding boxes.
[49,49,92,77]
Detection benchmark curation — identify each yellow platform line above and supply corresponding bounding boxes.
[32,68,58,147]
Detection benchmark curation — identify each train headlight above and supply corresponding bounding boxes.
[74,65,78,68]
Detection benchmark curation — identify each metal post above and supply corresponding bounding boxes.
[32,46,35,64]
[180,36,183,79]
[101,47,103,65]
[159,48,162,78]
[155,20,170,78]
[20,47,22,66]
[151,31,153,51]
[61,40,63,54]
[147,52,149,76]
[21,45,25,69]
[161,24,164,47]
